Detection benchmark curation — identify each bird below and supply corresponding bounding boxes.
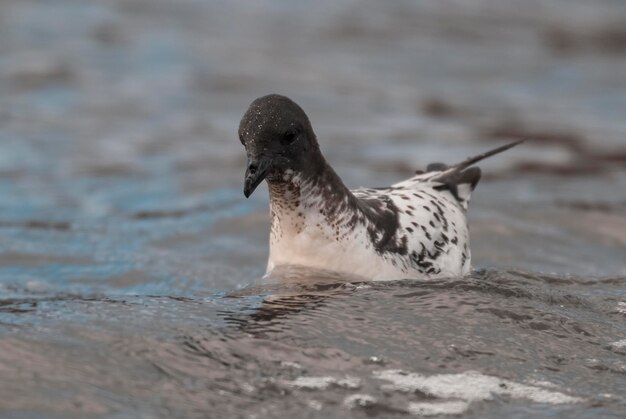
[238,94,522,281]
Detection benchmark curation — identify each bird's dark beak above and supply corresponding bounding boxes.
[243,157,271,198]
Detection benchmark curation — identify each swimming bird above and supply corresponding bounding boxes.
[239,94,522,281]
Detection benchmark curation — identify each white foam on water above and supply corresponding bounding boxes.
[616,302,626,315]
[343,394,377,408]
[25,279,49,293]
[525,379,559,389]
[286,375,361,390]
[374,370,582,405]
[280,361,303,369]
[367,355,385,364]
[610,338,626,348]
[240,383,255,394]
[307,400,323,411]
[407,400,470,416]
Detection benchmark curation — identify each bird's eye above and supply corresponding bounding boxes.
[282,130,298,145]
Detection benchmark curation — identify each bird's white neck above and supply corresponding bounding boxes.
[266,162,360,272]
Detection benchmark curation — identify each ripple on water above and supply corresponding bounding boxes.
[1,0,626,416]
[0,268,625,416]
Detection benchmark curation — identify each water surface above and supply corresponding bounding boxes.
[0,0,625,417]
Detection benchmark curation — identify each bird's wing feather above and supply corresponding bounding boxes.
[427,140,524,209]
[352,182,470,277]
[347,140,523,276]
[390,140,524,210]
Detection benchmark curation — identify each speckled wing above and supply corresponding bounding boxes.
[350,140,524,277]
[352,172,471,277]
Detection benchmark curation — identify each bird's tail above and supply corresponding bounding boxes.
[431,140,524,209]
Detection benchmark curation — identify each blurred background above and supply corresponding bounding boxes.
[1,1,626,417]
[2,0,625,296]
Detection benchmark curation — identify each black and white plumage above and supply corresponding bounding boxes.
[239,94,522,281]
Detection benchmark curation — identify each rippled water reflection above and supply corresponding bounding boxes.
[2,270,626,417]
[1,0,626,417]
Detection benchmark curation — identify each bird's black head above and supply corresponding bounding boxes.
[239,94,320,198]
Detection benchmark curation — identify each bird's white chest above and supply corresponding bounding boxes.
[267,206,423,281]
[268,207,382,278]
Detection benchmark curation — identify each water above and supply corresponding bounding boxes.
[1,0,625,417]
